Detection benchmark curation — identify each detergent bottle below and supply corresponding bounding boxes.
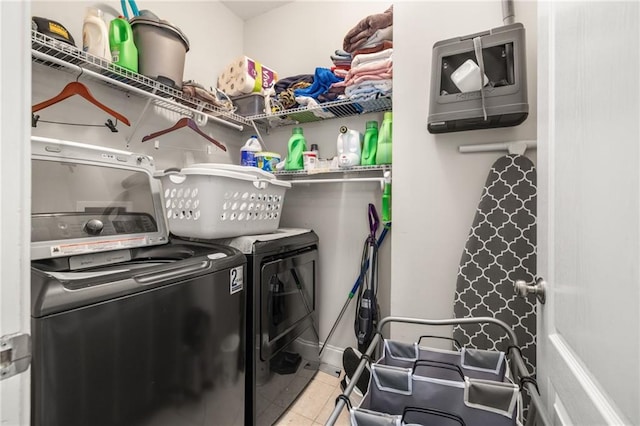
[337,126,362,168]
[376,112,392,165]
[284,127,307,171]
[109,16,138,72]
[83,7,112,60]
[240,135,262,167]
[360,120,378,166]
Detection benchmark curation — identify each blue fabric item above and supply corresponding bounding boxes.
[294,67,343,100]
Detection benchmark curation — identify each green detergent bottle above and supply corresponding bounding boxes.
[109,16,138,72]
[361,120,378,166]
[376,112,392,165]
[285,127,307,171]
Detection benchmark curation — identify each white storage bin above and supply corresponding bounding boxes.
[156,163,291,239]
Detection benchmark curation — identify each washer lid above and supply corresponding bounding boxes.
[30,136,169,260]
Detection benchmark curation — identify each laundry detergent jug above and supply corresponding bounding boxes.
[109,16,138,72]
[241,135,262,167]
[360,120,378,166]
[337,126,362,168]
[284,127,306,171]
[376,112,392,165]
[83,7,112,60]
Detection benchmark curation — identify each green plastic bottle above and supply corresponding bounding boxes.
[382,171,392,223]
[285,127,307,171]
[109,16,138,72]
[360,120,378,166]
[376,112,393,165]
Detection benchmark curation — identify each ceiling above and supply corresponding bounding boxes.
[220,1,292,21]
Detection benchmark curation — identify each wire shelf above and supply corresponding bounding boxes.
[30,30,250,130]
[251,96,392,130]
[275,164,390,177]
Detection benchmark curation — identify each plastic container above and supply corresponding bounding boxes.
[231,93,265,117]
[284,127,307,171]
[303,151,318,171]
[255,152,281,172]
[155,163,291,239]
[130,10,189,88]
[109,16,138,72]
[376,112,393,165]
[83,7,112,60]
[241,135,262,167]
[337,126,362,168]
[361,120,378,166]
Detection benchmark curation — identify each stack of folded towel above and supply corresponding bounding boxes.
[331,49,353,77]
[331,48,393,102]
[343,5,393,54]
[335,5,393,102]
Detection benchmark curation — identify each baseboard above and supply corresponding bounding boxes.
[320,342,344,373]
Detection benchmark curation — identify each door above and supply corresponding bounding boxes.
[0,1,32,425]
[537,1,639,424]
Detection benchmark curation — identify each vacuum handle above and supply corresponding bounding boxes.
[368,203,379,239]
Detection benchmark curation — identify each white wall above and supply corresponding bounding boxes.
[391,1,537,341]
[243,2,394,367]
[31,0,247,168]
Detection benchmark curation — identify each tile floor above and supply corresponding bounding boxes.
[273,369,361,426]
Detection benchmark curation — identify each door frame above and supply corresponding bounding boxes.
[0,1,32,424]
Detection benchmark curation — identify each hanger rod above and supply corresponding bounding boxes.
[32,50,244,132]
[289,177,386,190]
[458,140,537,154]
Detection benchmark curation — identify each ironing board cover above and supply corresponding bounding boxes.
[453,154,537,376]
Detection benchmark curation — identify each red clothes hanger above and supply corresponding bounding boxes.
[141,117,227,152]
[32,81,131,126]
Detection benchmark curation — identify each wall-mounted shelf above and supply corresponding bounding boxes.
[31,30,250,132]
[249,96,392,131]
[275,165,391,188]
[31,30,392,135]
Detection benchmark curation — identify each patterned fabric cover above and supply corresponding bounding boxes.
[453,154,537,375]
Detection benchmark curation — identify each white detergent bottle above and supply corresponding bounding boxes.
[241,135,262,167]
[337,126,362,168]
[83,7,112,61]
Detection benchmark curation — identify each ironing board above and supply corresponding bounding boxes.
[453,154,537,376]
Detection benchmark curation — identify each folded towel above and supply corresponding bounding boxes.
[343,5,393,53]
[345,79,393,100]
[351,48,393,68]
[356,25,393,51]
[352,40,393,57]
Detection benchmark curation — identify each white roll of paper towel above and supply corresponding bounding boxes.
[217,56,278,97]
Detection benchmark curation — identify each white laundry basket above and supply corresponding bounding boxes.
[156,163,291,239]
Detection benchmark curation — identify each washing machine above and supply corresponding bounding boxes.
[211,229,319,426]
[30,137,246,426]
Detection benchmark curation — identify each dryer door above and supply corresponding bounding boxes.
[259,248,317,361]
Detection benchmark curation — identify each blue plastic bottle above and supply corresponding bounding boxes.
[285,127,307,171]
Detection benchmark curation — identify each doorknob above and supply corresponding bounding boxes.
[514,278,546,304]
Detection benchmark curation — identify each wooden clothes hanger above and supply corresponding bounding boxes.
[32,80,131,126]
[141,117,227,152]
